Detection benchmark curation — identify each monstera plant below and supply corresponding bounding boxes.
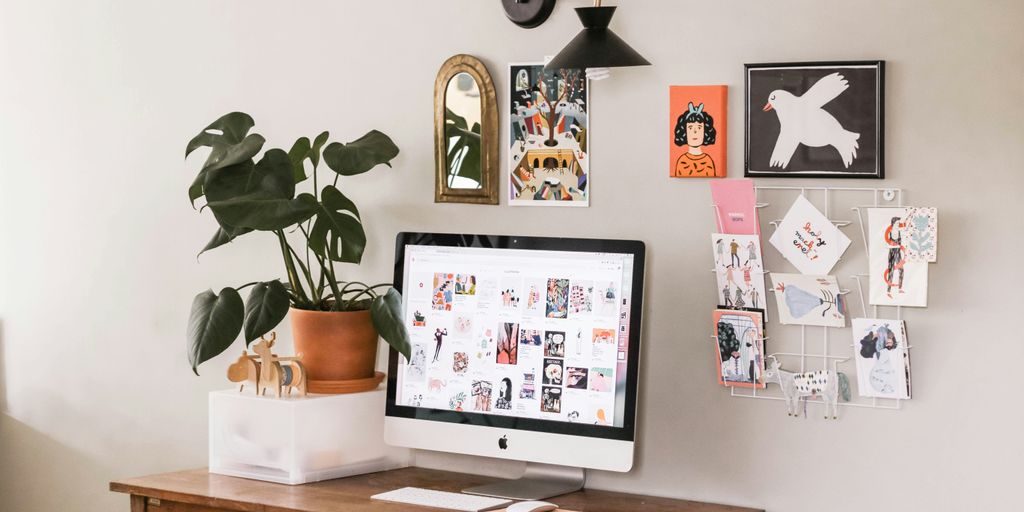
[445,107,481,186]
[185,112,410,377]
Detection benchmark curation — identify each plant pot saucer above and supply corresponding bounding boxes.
[307,371,385,394]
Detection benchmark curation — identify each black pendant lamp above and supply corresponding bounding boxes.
[545,1,650,72]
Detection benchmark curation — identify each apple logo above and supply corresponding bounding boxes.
[498,435,508,450]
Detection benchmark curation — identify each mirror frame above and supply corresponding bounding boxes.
[434,54,499,204]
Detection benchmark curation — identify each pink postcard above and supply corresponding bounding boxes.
[710,179,760,235]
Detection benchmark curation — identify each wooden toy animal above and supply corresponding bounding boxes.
[226,350,261,394]
[763,356,850,419]
[251,333,308,398]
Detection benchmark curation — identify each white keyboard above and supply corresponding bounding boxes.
[371,487,513,511]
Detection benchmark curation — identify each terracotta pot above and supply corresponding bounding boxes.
[290,307,379,383]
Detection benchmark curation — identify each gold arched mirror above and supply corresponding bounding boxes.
[434,54,498,204]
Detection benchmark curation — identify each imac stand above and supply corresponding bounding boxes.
[462,463,585,501]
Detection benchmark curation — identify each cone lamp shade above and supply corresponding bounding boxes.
[545,6,651,70]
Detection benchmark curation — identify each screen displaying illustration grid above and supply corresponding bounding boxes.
[393,241,636,429]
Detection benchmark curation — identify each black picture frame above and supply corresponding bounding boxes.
[744,60,885,179]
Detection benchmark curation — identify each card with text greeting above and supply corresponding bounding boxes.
[768,195,851,275]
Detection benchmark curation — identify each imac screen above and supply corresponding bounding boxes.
[395,244,635,428]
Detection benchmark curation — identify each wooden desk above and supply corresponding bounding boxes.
[110,468,762,512]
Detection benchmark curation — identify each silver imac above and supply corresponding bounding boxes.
[385,233,645,500]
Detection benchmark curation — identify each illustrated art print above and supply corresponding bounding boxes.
[868,208,928,307]
[712,233,768,314]
[746,61,884,178]
[770,273,846,327]
[852,318,911,399]
[509,62,589,206]
[713,309,766,389]
[669,85,727,178]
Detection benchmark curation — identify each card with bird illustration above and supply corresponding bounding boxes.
[669,85,727,178]
[744,61,884,179]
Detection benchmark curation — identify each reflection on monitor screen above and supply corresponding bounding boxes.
[396,245,634,428]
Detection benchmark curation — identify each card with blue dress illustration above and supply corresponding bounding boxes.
[711,233,768,318]
[851,318,911,399]
[769,273,846,328]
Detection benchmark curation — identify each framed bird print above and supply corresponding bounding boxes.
[744,61,884,179]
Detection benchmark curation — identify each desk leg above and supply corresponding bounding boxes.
[130,495,146,512]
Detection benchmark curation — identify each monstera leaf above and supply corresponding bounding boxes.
[199,225,253,256]
[185,112,265,207]
[371,288,412,360]
[187,287,244,375]
[243,280,290,344]
[308,185,365,263]
[444,107,481,186]
[288,131,330,183]
[322,130,399,176]
[205,149,317,231]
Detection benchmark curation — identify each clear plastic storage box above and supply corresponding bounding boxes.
[209,387,409,485]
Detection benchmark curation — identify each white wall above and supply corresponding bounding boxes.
[1,1,1021,510]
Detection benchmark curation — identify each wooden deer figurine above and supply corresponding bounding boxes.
[226,350,261,394]
[251,333,308,398]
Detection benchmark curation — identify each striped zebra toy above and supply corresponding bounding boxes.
[764,356,850,419]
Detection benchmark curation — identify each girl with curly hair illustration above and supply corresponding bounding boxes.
[673,102,718,177]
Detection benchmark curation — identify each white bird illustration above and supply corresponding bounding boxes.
[763,73,861,168]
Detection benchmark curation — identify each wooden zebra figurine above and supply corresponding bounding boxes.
[763,356,851,419]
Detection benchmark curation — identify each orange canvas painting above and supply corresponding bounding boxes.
[669,85,727,178]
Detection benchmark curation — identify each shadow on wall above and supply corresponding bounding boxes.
[0,413,119,511]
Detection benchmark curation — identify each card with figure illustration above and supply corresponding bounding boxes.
[769,195,851,275]
[770,273,846,327]
[867,208,928,307]
[713,309,766,389]
[712,234,768,314]
[669,85,727,178]
[852,318,911,399]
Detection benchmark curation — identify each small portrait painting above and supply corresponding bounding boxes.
[669,85,727,178]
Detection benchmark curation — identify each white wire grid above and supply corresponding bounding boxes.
[711,185,912,412]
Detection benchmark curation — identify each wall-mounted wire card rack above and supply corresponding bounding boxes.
[712,185,912,413]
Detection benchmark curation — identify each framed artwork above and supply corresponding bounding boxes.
[852,318,911,399]
[745,61,884,179]
[770,273,846,328]
[768,195,851,275]
[669,85,727,178]
[711,233,767,314]
[868,208,929,307]
[709,179,760,235]
[508,62,590,206]
[713,309,766,389]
